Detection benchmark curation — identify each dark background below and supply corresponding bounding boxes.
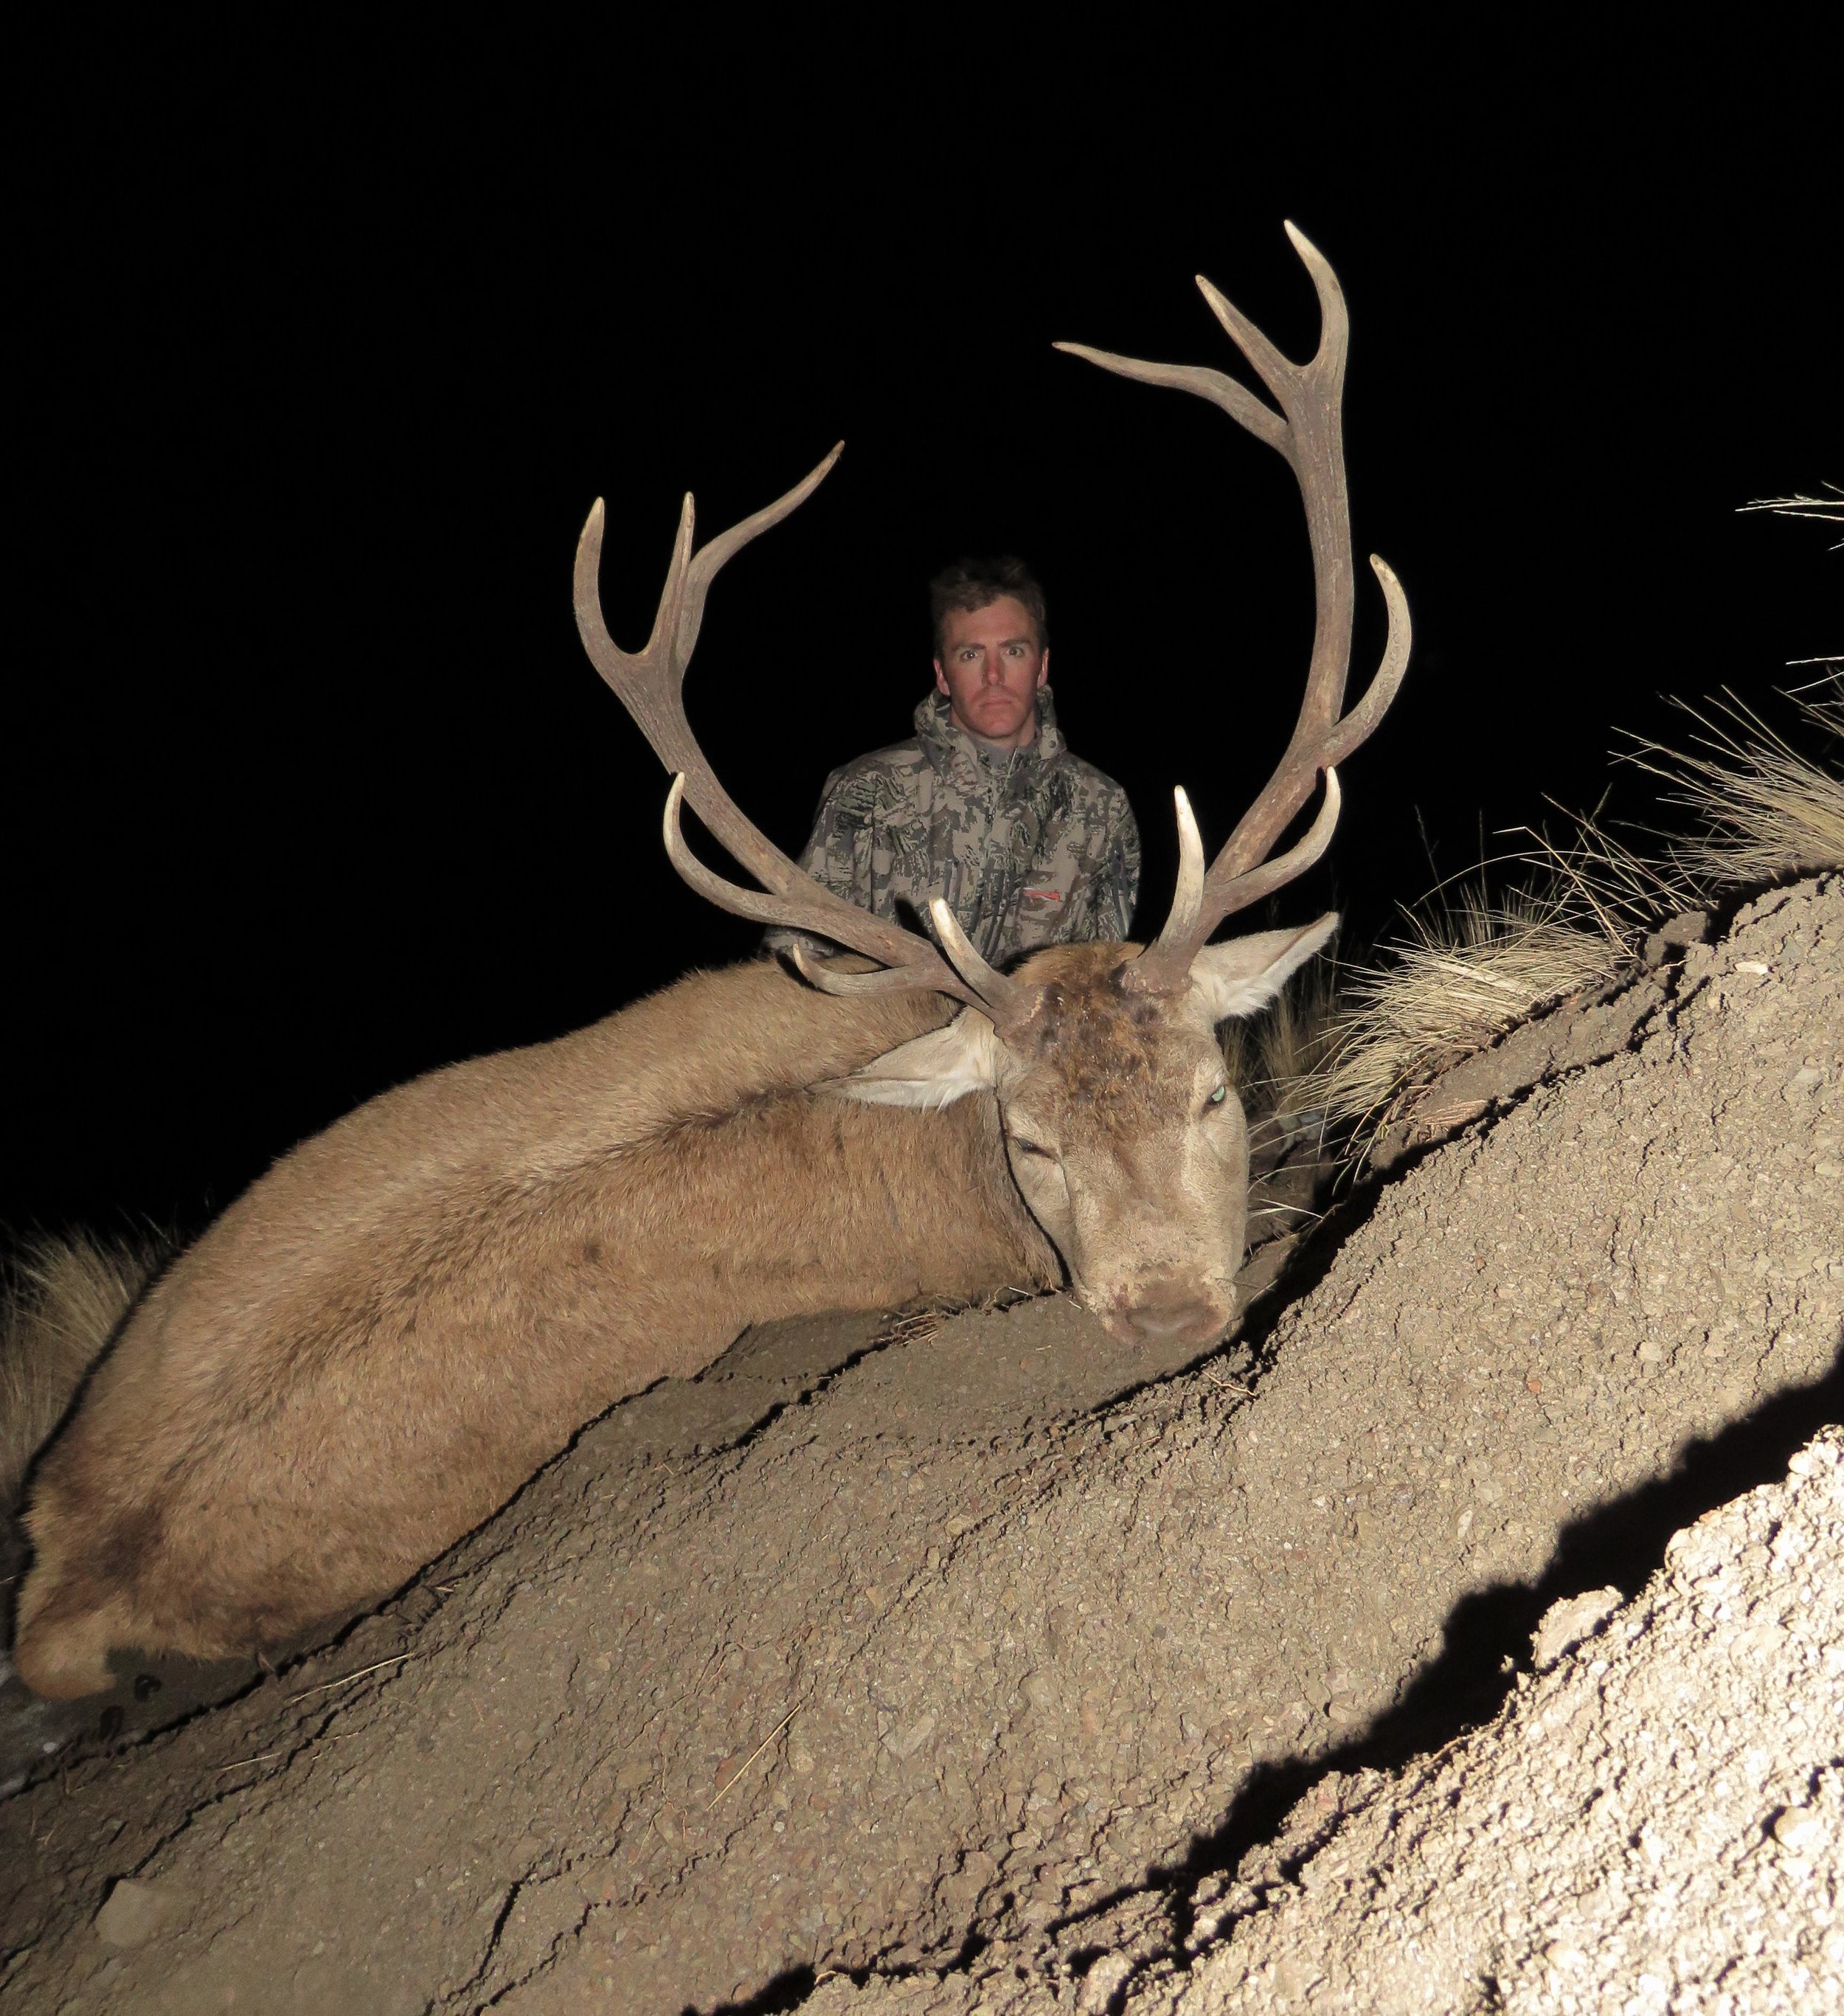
[7,30,1838,1237]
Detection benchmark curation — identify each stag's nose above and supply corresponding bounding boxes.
[1116,1283,1230,1345]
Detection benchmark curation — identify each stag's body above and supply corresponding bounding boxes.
[16,961,1056,1696]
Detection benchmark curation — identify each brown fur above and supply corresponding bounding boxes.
[13,960,1056,1695]
[1022,952,1167,1110]
[0,1233,159,1512]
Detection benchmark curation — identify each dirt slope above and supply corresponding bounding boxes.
[1112,1427,1844,2014]
[811,1430,1844,2016]
[0,877,1838,2015]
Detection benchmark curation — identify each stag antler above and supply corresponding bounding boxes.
[572,454,1033,1027]
[1056,221,1412,991]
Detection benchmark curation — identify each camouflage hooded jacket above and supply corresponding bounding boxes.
[771,689,1140,964]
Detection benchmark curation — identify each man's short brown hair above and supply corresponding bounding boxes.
[929,556,1049,658]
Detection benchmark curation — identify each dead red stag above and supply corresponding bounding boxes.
[13,224,1407,1697]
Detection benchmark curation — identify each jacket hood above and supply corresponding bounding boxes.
[913,687,1066,782]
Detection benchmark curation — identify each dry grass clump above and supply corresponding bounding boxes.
[1282,659,1842,1163]
[1208,665,1838,1177]
[1629,674,1844,887]
[1216,815,1692,1169]
[1299,808,1697,1156]
[1306,879,1626,1146]
[1,1232,160,1510]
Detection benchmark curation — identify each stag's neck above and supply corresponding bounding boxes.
[564,956,954,1140]
[243,956,963,1215]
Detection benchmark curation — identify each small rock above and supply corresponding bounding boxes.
[1531,1587,1623,1670]
[94,1877,180,1948]
[883,1713,935,1760]
[1772,1807,1825,1852]
[1271,1957,1323,2002]
[1078,1953,1134,2014]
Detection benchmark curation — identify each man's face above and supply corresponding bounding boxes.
[933,595,1049,751]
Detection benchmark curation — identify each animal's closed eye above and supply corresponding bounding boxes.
[1010,1136,1056,1159]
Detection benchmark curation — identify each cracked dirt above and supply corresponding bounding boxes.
[1,876,1839,2014]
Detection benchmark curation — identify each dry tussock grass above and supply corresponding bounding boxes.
[1305,880,1625,1149]
[1,1233,159,1508]
[1629,674,1844,888]
[1737,482,1844,547]
[1292,651,1839,1163]
[1297,821,1694,1157]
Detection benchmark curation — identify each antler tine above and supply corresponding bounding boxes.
[1058,223,1410,988]
[573,448,847,901]
[574,463,1033,1029]
[786,945,967,1000]
[1050,343,1289,456]
[1179,553,1410,939]
[659,779,1022,1020]
[926,900,1016,1010]
[1151,786,1207,955]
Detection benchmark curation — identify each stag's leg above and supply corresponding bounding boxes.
[14,1489,380,1698]
[13,1599,133,1699]
[14,1444,299,1697]
[12,1537,139,1699]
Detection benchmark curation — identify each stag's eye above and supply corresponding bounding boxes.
[1206,1084,1229,1109]
[1010,1135,1056,1160]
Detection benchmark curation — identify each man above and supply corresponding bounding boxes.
[772,557,1140,966]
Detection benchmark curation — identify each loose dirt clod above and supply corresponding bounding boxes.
[93,1877,181,1949]
[1,878,1839,2014]
[1526,1584,1621,1670]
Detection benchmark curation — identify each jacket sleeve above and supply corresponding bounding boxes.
[1095,788,1142,941]
[762,766,870,955]
[794,766,873,904]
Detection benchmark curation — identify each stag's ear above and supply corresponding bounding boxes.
[1189,913,1338,1024]
[825,1011,1006,1109]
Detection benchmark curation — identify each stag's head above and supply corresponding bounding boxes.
[833,924,1334,1345]
[575,223,1410,1351]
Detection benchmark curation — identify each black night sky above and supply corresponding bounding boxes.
[7,29,1838,1239]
